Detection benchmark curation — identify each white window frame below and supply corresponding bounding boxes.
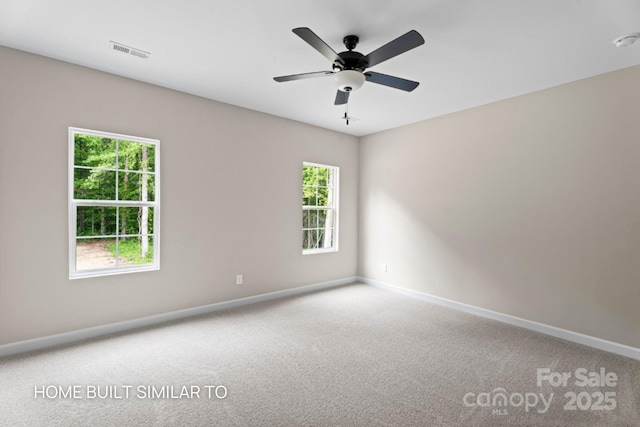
[68,127,160,279]
[302,162,339,255]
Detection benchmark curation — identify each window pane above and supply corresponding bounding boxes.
[303,228,336,251]
[317,167,328,187]
[308,228,331,249]
[303,165,316,187]
[118,172,155,201]
[302,210,314,229]
[118,206,136,236]
[76,238,118,271]
[318,209,335,229]
[309,230,319,249]
[77,206,117,237]
[74,136,116,168]
[118,171,139,201]
[115,236,154,265]
[118,140,155,173]
[76,206,117,236]
[315,229,324,249]
[74,168,116,200]
[320,228,334,248]
[118,207,154,236]
[302,186,315,206]
[303,229,318,250]
[325,168,333,188]
[303,188,329,207]
[316,186,329,207]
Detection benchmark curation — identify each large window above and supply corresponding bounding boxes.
[69,128,160,278]
[302,162,339,254]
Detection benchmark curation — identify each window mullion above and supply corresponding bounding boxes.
[73,200,157,207]
[73,165,156,176]
[115,139,119,201]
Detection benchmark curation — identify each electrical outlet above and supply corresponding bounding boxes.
[382,263,388,272]
[235,274,243,285]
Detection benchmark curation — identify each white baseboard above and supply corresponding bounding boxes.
[359,276,640,361]
[0,277,357,358]
[5,276,638,362]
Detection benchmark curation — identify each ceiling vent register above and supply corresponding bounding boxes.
[108,41,150,59]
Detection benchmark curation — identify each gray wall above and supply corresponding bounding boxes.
[0,46,359,345]
[359,65,640,348]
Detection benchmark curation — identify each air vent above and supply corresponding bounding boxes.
[129,49,149,59]
[108,41,150,59]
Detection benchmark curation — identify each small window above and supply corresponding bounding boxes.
[302,162,339,254]
[69,128,160,278]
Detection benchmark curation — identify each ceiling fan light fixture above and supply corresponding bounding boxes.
[333,70,365,92]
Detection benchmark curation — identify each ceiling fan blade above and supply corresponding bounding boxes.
[361,30,425,69]
[292,27,344,66]
[365,72,420,92]
[274,71,334,82]
[334,90,350,105]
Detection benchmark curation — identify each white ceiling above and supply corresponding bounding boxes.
[2,0,640,136]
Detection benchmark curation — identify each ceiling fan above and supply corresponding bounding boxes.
[274,27,425,105]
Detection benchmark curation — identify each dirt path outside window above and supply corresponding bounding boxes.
[76,240,128,270]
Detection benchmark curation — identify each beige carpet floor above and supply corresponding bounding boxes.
[1,283,639,426]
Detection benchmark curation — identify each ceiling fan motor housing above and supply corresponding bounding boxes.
[343,35,359,51]
[337,50,367,71]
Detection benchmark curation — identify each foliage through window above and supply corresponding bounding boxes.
[69,128,160,278]
[302,162,338,254]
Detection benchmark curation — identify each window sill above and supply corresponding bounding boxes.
[302,248,338,255]
[70,264,159,280]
